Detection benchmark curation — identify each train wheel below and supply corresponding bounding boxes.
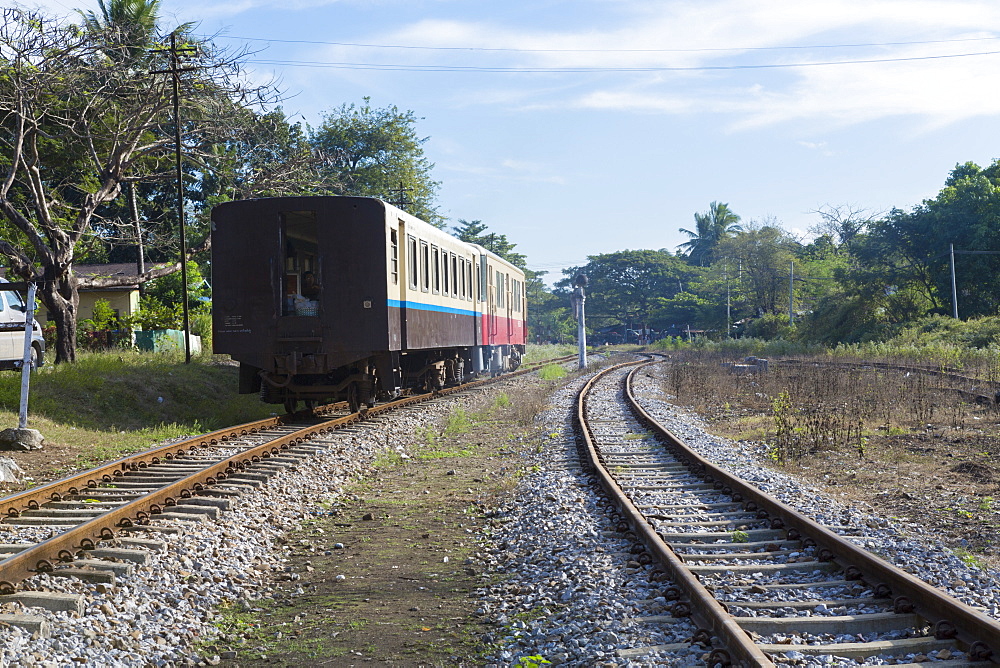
[284,398,297,414]
[347,383,361,413]
[304,399,317,411]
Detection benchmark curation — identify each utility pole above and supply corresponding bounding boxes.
[18,283,36,429]
[725,261,731,338]
[571,274,588,370]
[950,243,959,319]
[389,181,412,209]
[152,33,199,363]
[788,261,794,325]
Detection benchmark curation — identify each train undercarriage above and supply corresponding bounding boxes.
[242,344,523,413]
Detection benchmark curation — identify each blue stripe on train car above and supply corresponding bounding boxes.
[387,299,481,317]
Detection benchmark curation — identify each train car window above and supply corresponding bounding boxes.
[390,229,399,285]
[458,258,465,299]
[280,210,319,317]
[468,262,474,301]
[407,236,418,289]
[442,249,450,296]
[480,256,489,302]
[450,253,458,297]
[496,271,504,308]
[432,245,441,294]
[420,240,430,292]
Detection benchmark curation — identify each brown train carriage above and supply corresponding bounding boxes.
[211,195,525,412]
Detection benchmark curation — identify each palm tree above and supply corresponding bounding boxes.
[79,0,161,56]
[678,201,742,266]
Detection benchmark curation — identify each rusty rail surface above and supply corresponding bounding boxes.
[0,354,573,519]
[622,359,1000,664]
[0,353,575,593]
[573,356,775,668]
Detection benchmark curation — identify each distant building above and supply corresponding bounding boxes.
[1,264,141,324]
[73,264,142,324]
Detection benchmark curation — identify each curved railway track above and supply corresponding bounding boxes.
[0,355,574,629]
[575,356,1000,666]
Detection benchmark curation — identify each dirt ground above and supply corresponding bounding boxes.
[680,365,1000,570]
[199,384,545,667]
[12,357,1000,664]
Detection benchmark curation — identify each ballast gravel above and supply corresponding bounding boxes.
[0,394,478,667]
[3,356,1000,667]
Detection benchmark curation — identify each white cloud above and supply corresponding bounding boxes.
[353,0,1000,128]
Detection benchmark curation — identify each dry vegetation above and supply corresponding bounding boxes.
[664,351,1000,567]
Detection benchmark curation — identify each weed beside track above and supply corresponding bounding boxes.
[208,381,556,665]
[662,352,1000,566]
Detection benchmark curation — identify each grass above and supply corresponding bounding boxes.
[0,350,273,478]
[524,343,576,364]
[538,364,568,380]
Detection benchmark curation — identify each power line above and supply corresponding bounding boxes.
[209,33,1000,54]
[245,49,1000,73]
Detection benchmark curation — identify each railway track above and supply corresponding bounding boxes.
[773,358,1000,406]
[0,354,574,640]
[575,356,1000,666]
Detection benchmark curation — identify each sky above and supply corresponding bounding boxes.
[27,0,1000,283]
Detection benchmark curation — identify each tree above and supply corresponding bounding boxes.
[715,221,800,318]
[311,98,441,226]
[451,219,526,269]
[558,250,696,330]
[855,161,1000,319]
[144,260,209,311]
[809,204,875,250]
[0,7,279,362]
[678,201,742,266]
[199,106,340,206]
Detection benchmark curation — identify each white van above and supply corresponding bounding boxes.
[0,280,45,370]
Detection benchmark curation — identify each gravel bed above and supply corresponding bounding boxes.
[632,364,1000,665]
[0,386,499,667]
[479,360,707,667]
[5,356,1000,667]
[482,358,1000,666]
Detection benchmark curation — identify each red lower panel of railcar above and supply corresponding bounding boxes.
[480,314,526,346]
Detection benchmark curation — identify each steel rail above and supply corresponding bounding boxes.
[0,415,288,520]
[624,361,1000,664]
[0,353,575,594]
[0,354,574,520]
[574,357,774,668]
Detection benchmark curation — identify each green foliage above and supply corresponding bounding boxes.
[538,363,567,380]
[731,529,750,543]
[452,219,526,269]
[514,656,551,668]
[78,299,118,333]
[892,314,1000,349]
[678,201,742,266]
[744,313,794,340]
[770,391,794,464]
[143,261,210,310]
[557,249,698,331]
[123,296,182,330]
[442,408,475,437]
[523,343,576,362]
[311,97,442,226]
